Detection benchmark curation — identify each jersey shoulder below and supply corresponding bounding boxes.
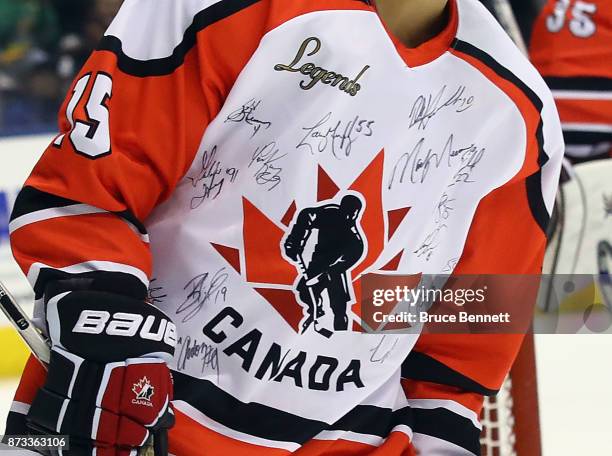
[100,0,374,76]
[455,0,562,139]
[455,0,551,104]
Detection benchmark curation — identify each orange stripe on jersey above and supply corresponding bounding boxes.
[454,173,548,276]
[170,408,415,456]
[401,379,484,415]
[407,162,546,391]
[416,153,547,390]
[450,40,549,235]
[404,42,549,395]
[555,97,612,125]
[194,0,272,113]
[11,213,151,279]
[411,173,545,389]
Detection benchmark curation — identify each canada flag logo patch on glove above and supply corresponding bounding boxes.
[131,376,155,407]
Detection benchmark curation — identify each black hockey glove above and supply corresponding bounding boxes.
[26,288,176,456]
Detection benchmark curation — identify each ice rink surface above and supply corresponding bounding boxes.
[0,334,610,455]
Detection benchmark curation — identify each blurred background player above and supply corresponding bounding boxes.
[530,0,612,163]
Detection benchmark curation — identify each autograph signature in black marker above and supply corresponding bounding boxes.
[147,278,167,305]
[249,142,287,191]
[388,134,485,188]
[225,98,272,137]
[187,146,239,209]
[435,193,456,224]
[297,112,375,159]
[409,85,475,130]
[176,336,220,383]
[369,335,399,364]
[176,268,229,323]
[414,224,448,261]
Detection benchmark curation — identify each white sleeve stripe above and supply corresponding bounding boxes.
[123,219,151,243]
[412,432,477,456]
[407,399,482,430]
[314,430,383,446]
[553,90,612,101]
[10,401,31,415]
[565,144,612,158]
[27,261,150,290]
[390,424,414,442]
[176,399,414,451]
[561,122,612,133]
[9,204,150,243]
[315,426,415,447]
[9,204,106,234]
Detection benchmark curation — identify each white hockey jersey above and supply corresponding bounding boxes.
[7,0,563,454]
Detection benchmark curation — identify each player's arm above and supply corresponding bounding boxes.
[284,209,317,261]
[6,0,267,452]
[401,83,564,453]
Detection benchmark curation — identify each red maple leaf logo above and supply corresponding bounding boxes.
[211,150,411,333]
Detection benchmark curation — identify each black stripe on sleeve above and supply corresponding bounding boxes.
[36,269,148,301]
[401,351,499,396]
[173,370,327,444]
[332,404,414,438]
[115,209,148,235]
[452,39,551,235]
[453,40,544,113]
[172,371,414,445]
[97,0,262,77]
[10,186,80,222]
[544,76,612,92]
[10,186,148,237]
[563,130,612,146]
[526,119,550,237]
[412,407,481,455]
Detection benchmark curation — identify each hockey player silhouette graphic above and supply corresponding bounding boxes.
[284,194,365,336]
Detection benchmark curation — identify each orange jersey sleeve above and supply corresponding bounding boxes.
[399,38,562,454]
[6,0,269,434]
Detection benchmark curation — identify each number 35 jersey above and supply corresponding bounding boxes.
[530,0,612,160]
[8,0,563,455]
